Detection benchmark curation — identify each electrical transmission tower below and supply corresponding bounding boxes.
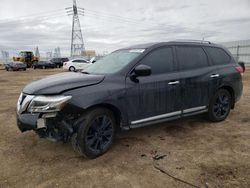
[66,0,85,57]
[35,46,40,57]
[1,50,9,63]
[53,47,61,58]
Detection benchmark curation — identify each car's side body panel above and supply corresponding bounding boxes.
[17,41,243,133]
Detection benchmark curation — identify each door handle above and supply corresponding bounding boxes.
[210,74,220,78]
[168,81,180,85]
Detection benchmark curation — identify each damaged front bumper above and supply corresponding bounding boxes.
[16,111,74,142]
[16,93,76,141]
[16,113,40,132]
[16,112,56,132]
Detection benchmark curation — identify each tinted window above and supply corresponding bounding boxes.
[177,46,208,70]
[84,50,142,74]
[73,59,87,63]
[62,58,69,62]
[141,47,174,74]
[205,47,231,65]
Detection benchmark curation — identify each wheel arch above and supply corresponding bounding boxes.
[85,103,123,129]
[219,85,235,109]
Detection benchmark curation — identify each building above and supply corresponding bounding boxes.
[82,50,96,58]
[221,40,250,63]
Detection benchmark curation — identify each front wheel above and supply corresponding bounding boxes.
[74,108,116,159]
[69,66,75,72]
[208,89,232,122]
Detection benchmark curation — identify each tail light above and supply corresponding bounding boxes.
[64,62,67,66]
[235,66,244,75]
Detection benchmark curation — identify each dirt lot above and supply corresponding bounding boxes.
[0,67,249,188]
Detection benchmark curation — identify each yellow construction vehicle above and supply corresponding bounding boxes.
[13,51,39,68]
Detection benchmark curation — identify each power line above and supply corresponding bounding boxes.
[0,12,68,26]
[84,8,151,26]
[0,9,65,23]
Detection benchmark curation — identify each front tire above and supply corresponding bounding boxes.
[75,108,116,159]
[208,89,232,122]
[69,66,75,72]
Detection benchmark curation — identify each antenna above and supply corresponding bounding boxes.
[66,0,85,57]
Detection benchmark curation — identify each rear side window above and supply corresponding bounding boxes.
[141,47,174,74]
[205,47,231,65]
[176,46,208,70]
[73,59,87,63]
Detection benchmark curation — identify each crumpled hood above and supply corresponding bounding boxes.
[23,72,105,95]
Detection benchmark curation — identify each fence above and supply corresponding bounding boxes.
[226,45,250,64]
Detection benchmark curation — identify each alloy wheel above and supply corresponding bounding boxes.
[85,115,113,152]
[213,93,230,118]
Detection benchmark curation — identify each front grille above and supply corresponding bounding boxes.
[17,93,34,114]
[20,93,26,106]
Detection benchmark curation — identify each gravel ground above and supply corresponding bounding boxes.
[0,68,249,188]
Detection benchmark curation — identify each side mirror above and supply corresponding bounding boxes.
[133,64,151,77]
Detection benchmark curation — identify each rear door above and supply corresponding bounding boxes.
[204,46,243,101]
[175,45,211,114]
[72,59,88,70]
[125,46,182,126]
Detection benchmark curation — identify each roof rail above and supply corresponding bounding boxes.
[170,39,212,44]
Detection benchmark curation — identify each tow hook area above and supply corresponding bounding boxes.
[36,119,74,142]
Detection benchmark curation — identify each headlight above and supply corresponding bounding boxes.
[27,95,72,113]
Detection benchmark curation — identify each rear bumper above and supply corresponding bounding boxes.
[235,80,243,103]
[63,65,69,70]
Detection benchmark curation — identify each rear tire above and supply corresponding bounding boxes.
[208,89,232,122]
[74,108,116,159]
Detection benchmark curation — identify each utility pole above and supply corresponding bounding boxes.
[236,45,240,62]
[66,0,85,57]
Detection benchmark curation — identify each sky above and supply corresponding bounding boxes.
[0,0,250,57]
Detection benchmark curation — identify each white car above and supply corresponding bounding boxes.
[63,58,92,71]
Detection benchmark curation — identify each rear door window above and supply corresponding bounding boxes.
[73,59,87,63]
[141,47,174,74]
[205,47,231,65]
[176,46,209,71]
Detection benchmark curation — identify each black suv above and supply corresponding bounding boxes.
[50,58,69,68]
[16,41,243,158]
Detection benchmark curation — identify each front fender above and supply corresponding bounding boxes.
[63,81,129,128]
